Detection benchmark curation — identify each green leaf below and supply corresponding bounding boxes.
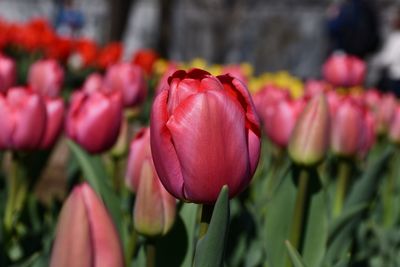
[193,186,230,267]
[325,146,393,264]
[67,140,123,238]
[302,174,328,267]
[285,240,308,267]
[179,203,198,267]
[328,204,367,245]
[264,168,297,267]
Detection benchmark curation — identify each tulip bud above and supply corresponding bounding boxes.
[39,97,65,149]
[0,87,47,150]
[28,59,64,98]
[288,94,330,166]
[150,69,261,203]
[82,73,104,94]
[304,79,332,98]
[0,54,16,93]
[252,84,290,122]
[104,63,147,107]
[376,93,397,135]
[50,183,124,267]
[359,111,376,156]
[331,98,364,157]
[389,105,400,144]
[66,90,123,154]
[322,53,366,87]
[263,98,305,148]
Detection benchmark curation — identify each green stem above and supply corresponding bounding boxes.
[383,152,397,227]
[289,168,309,250]
[198,204,214,239]
[4,153,27,233]
[125,230,138,266]
[333,160,352,218]
[146,240,156,267]
[110,156,121,193]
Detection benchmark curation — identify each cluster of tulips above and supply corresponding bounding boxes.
[1,17,400,267]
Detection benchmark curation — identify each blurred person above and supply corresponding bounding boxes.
[372,7,400,96]
[326,0,381,59]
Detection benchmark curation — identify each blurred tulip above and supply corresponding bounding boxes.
[150,69,261,203]
[322,53,366,87]
[66,90,123,154]
[104,63,147,107]
[389,106,400,144]
[96,42,123,69]
[39,97,65,149]
[252,84,290,121]
[331,97,365,157]
[0,54,16,93]
[126,128,176,236]
[359,111,376,156]
[222,64,248,84]
[155,64,178,95]
[304,79,332,98]
[49,183,124,267]
[363,88,381,112]
[0,87,46,150]
[82,73,104,94]
[263,98,305,148]
[375,93,397,134]
[132,49,159,76]
[326,90,344,115]
[288,94,330,166]
[28,59,64,98]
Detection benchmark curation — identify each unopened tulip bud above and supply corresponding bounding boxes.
[28,59,64,98]
[82,73,104,94]
[323,53,366,87]
[0,54,16,93]
[0,87,46,150]
[66,90,123,154]
[288,94,330,166]
[104,63,147,107]
[50,183,124,267]
[376,93,397,134]
[389,106,400,144]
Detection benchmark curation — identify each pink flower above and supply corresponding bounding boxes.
[82,73,104,94]
[104,63,147,107]
[28,59,64,98]
[0,54,16,93]
[50,183,124,267]
[150,69,261,203]
[66,90,123,153]
[0,87,46,150]
[40,97,65,149]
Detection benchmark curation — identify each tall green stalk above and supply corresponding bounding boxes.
[333,160,352,218]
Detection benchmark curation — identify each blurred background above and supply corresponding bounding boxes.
[0,0,397,80]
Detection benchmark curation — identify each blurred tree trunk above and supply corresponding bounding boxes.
[158,0,173,58]
[108,0,135,41]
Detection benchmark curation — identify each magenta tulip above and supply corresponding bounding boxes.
[66,90,123,153]
[50,183,124,267]
[0,87,46,150]
[263,98,305,148]
[126,127,176,236]
[39,97,65,149]
[82,73,104,94]
[322,53,366,87]
[104,63,147,107]
[252,84,290,122]
[150,69,261,204]
[304,79,332,98]
[28,59,64,98]
[359,111,376,156]
[375,93,397,134]
[0,54,16,93]
[331,97,365,157]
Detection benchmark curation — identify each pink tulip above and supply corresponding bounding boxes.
[28,59,64,98]
[263,98,305,148]
[0,54,16,93]
[322,53,366,87]
[0,87,46,150]
[126,127,176,236]
[359,111,376,156]
[252,84,290,122]
[82,73,104,94]
[104,63,147,107]
[50,183,124,267]
[331,97,365,157]
[155,64,178,95]
[222,65,247,84]
[150,69,261,203]
[375,93,397,134]
[363,88,381,112]
[389,105,400,144]
[66,90,123,154]
[288,94,330,166]
[39,97,65,149]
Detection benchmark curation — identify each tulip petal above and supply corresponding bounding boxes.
[166,90,250,203]
[81,183,124,267]
[50,187,92,267]
[150,90,185,199]
[0,96,13,149]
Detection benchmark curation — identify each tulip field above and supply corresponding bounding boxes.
[2,18,400,267]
